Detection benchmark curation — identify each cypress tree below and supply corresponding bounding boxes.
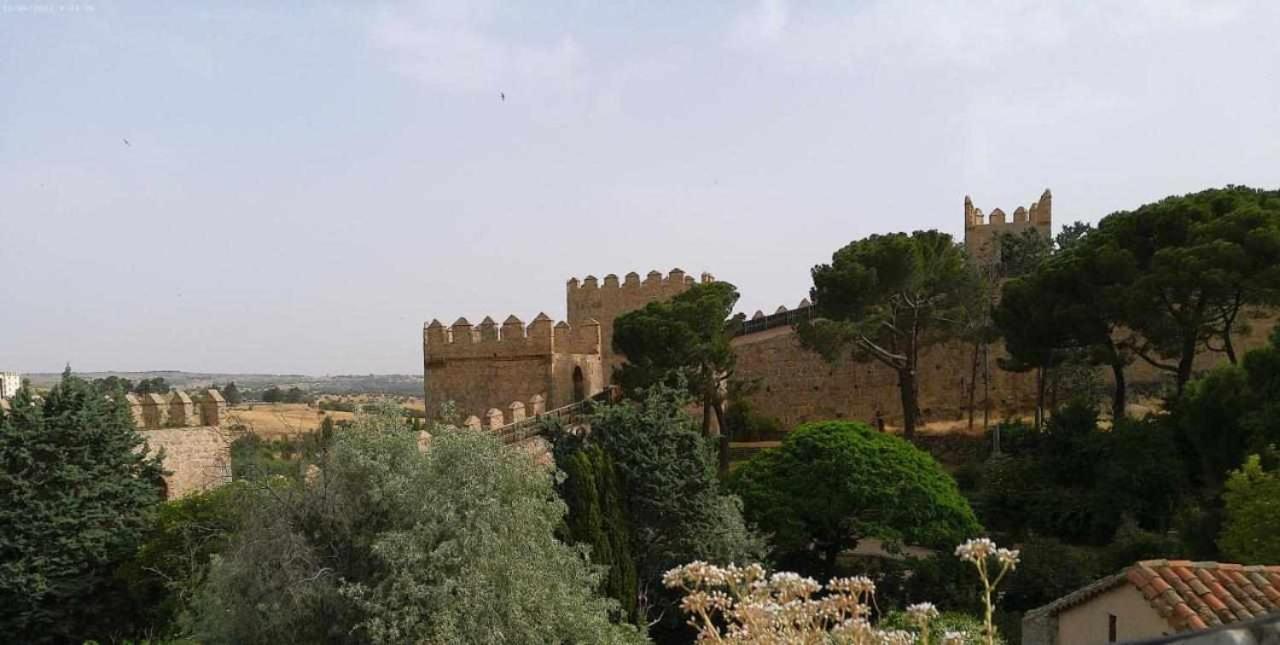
[559,444,639,623]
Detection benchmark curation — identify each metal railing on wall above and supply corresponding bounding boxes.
[493,386,620,445]
[1121,613,1280,644]
[734,304,816,337]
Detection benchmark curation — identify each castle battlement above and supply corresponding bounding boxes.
[424,313,601,360]
[565,268,713,294]
[965,189,1052,229]
[964,189,1053,265]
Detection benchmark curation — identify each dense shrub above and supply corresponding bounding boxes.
[730,420,980,579]
[194,408,642,644]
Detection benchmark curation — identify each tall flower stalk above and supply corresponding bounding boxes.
[955,538,1020,645]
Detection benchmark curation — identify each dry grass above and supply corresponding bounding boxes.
[225,403,353,439]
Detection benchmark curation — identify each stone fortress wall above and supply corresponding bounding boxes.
[964,189,1053,266]
[423,189,1275,433]
[125,390,233,499]
[566,269,714,377]
[423,313,605,422]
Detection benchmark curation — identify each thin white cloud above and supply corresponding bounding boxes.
[369,1,584,95]
[729,0,789,48]
[725,0,1251,71]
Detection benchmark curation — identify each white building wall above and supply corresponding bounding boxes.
[0,372,21,399]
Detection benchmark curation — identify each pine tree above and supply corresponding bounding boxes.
[0,369,166,642]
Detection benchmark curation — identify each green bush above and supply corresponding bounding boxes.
[193,408,643,644]
[879,610,997,644]
[723,398,784,442]
[116,483,246,637]
[729,420,980,579]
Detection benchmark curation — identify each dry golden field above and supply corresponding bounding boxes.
[225,396,427,438]
[224,403,352,438]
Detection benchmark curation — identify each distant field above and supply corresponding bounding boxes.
[24,370,424,395]
[226,396,428,438]
[225,403,352,438]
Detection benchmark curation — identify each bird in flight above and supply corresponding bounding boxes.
[500,92,505,101]
[122,138,131,146]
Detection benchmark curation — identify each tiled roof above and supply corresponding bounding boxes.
[1026,560,1280,634]
[1126,560,1280,632]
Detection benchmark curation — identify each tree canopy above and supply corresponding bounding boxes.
[729,420,980,578]
[612,280,743,470]
[801,230,976,438]
[193,407,642,644]
[569,384,765,631]
[1099,186,1280,392]
[0,370,166,642]
[1218,454,1280,564]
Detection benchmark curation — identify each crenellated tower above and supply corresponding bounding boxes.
[423,268,706,423]
[566,268,713,377]
[964,189,1052,266]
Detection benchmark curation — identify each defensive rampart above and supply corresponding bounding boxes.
[566,269,709,375]
[423,314,604,421]
[965,190,1053,266]
[139,425,234,499]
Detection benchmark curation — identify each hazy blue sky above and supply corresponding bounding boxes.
[3,1,1278,375]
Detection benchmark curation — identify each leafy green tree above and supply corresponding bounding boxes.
[260,385,283,403]
[612,280,743,471]
[994,242,1137,422]
[580,384,765,628]
[802,231,976,438]
[0,370,166,642]
[996,228,1053,279]
[992,272,1076,430]
[1054,221,1094,253]
[116,482,245,637]
[557,443,640,624]
[1218,454,1280,564]
[221,381,242,405]
[729,420,980,579]
[91,374,135,394]
[133,376,170,395]
[1174,328,1280,490]
[1098,186,1280,393]
[193,407,641,644]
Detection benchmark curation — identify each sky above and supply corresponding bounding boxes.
[2,1,1279,375]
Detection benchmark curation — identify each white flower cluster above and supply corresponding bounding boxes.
[954,538,1020,569]
[907,602,939,622]
[663,538,1014,644]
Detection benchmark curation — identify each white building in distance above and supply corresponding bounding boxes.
[0,372,22,399]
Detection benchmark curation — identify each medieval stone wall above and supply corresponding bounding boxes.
[423,313,605,421]
[731,325,1041,429]
[565,269,705,377]
[139,425,234,499]
[127,389,227,429]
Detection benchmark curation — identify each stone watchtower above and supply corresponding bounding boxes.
[423,268,707,424]
[964,189,1052,266]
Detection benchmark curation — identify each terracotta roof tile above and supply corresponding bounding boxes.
[1030,559,1280,635]
[1123,560,1280,635]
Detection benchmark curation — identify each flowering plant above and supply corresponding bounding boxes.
[664,538,1018,644]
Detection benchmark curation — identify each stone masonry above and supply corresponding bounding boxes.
[424,270,710,423]
[964,189,1053,266]
[123,390,233,499]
